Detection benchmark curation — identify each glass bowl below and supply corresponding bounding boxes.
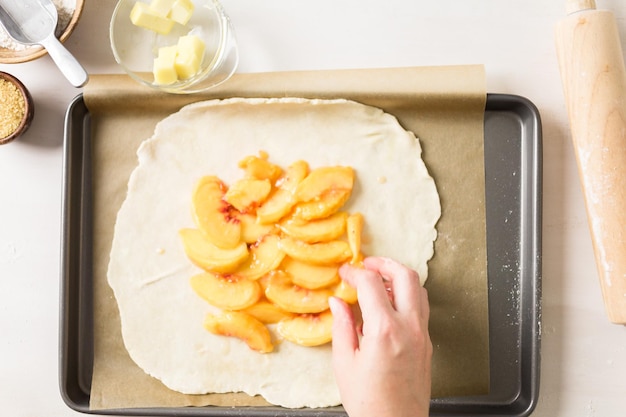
[110,0,238,94]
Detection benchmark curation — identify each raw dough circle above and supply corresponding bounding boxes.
[107,97,441,408]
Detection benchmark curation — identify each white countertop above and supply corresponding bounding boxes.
[1,0,625,415]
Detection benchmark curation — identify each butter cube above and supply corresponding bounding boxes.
[153,45,178,85]
[158,44,179,60]
[168,0,195,25]
[175,53,201,80]
[177,34,205,58]
[130,2,174,35]
[149,0,176,16]
[174,35,205,79]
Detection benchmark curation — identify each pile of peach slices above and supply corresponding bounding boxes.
[179,152,366,353]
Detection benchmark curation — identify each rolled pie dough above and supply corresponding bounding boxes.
[107,97,441,408]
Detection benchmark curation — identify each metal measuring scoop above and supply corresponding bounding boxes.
[0,0,88,87]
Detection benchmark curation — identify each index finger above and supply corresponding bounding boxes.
[339,263,394,321]
[363,257,422,313]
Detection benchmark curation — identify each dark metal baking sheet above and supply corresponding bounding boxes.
[60,93,542,417]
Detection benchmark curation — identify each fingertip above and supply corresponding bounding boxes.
[329,296,351,330]
[328,296,344,315]
[362,255,387,269]
[364,255,408,272]
[338,262,352,277]
[329,296,359,356]
[338,263,357,287]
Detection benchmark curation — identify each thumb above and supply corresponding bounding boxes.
[329,296,359,371]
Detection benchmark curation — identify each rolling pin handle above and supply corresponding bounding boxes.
[556,0,626,324]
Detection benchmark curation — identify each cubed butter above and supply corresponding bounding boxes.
[130,2,174,35]
[158,44,179,60]
[177,35,205,59]
[175,53,201,80]
[149,0,177,16]
[153,45,178,85]
[168,0,195,25]
[174,35,205,79]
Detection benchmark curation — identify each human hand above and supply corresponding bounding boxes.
[329,256,432,417]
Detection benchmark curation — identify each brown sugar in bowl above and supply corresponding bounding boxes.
[0,71,34,145]
[0,0,85,64]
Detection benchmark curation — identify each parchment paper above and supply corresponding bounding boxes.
[85,66,489,410]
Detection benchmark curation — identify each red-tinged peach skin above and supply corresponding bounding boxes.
[277,310,334,347]
[190,272,262,310]
[191,176,241,249]
[203,311,274,353]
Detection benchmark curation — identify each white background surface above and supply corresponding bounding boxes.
[1,0,625,415]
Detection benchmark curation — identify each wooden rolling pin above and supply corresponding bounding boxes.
[555,0,626,324]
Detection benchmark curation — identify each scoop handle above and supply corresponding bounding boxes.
[555,0,626,324]
[40,34,89,88]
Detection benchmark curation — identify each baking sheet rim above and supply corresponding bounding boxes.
[59,93,541,417]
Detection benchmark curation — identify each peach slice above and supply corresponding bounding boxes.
[281,257,340,289]
[191,176,241,249]
[292,188,352,221]
[190,272,262,310]
[238,153,283,182]
[291,166,354,221]
[233,234,286,280]
[277,310,334,347]
[333,279,358,304]
[346,212,364,264]
[223,178,272,213]
[265,270,332,313]
[295,166,354,202]
[239,213,276,244]
[256,160,309,224]
[179,228,248,273]
[203,311,274,353]
[276,160,310,192]
[278,236,352,265]
[279,212,348,243]
[243,299,295,324]
[257,274,271,292]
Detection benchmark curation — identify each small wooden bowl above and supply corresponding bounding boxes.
[0,0,85,64]
[0,71,34,145]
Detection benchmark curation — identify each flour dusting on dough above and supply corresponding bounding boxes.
[107,98,441,408]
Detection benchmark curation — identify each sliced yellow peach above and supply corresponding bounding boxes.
[191,176,241,249]
[292,188,352,221]
[346,212,364,264]
[223,178,272,213]
[333,279,358,304]
[242,299,295,324]
[295,166,354,202]
[278,236,352,265]
[234,234,286,280]
[279,212,348,243]
[277,310,334,347]
[190,272,262,310]
[291,166,354,221]
[239,213,276,244]
[238,153,283,182]
[203,311,273,353]
[179,228,248,273]
[256,160,309,224]
[257,274,271,292]
[281,257,340,289]
[276,160,310,192]
[265,270,332,313]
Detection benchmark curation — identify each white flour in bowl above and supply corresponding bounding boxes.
[0,0,76,51]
